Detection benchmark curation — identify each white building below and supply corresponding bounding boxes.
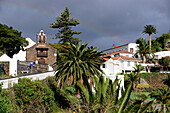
[101,56,139,76]
[102,43,139,56]
[14,38,36,61]
[154,51,170,59]
[0,54,17,76]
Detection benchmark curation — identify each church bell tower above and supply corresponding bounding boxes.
[36,30,47,43]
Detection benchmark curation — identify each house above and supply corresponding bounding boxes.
[101,50,139,76]
[26,30,57,65]
[102,43,139,58]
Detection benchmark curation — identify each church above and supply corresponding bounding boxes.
[26,30,57,65]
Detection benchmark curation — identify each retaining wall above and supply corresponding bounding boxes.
[0,71,55,89]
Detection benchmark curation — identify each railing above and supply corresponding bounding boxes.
[37,53,48,57]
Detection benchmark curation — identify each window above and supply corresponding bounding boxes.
[102,64,106,68]
[130,48,133,53]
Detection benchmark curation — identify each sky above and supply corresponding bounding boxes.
[0,0,170,51]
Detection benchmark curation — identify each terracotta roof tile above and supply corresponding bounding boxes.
[103,58,110,61]
[111,57,120,60]
[119,56,139,61]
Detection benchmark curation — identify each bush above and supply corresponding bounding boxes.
[13,78,55,113]
[0,83,21,113]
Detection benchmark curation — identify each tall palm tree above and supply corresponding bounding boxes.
[55,42,104,88]
[142,25,157,52]
[151,86,170,113]
[136,38,150,63]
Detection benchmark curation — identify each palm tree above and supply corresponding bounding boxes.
[133,64,144,83]
[55,42,104,88]
[127,72,138,90]
[151,86,170,113]
[142,25,157,52]
[136,38,150,63]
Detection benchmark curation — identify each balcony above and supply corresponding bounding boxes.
[37,53,48,57]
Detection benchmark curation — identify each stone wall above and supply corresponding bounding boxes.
[17,61,49,76]
[26,43,57,65]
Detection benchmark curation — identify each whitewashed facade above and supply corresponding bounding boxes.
[102,43,139,55]
[154,51,170,59]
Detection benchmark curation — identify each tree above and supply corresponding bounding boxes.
[151,86,170,113]
[136,38,150,63]
[142,25,157,52]
[133,64,144,83]
[55,42,104,88]
[158,56,170,71]
[0,24,28,57]
[151,39,162,52]
[50,7,81,44]
[156,33,170,50]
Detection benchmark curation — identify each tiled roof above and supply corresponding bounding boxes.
[103,58,110,61]
[103,56,139,61]
[111,57,120,60]
[119,56,139,61]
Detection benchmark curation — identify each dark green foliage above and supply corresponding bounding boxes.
[158,56,170,67]
[151,39,162,52]
[150,86,170,113]
[50,7,81,44]
[55,42,104,87]
[13,78,55,113]
[41,76,71,109]
[0,24,28,57]
[156,33,170,50]
[142,25,157,35]
[162,74,170,87]
[136,38,150,63]
[0,83,21,113]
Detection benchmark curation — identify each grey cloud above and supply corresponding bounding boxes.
[0,0,170,50]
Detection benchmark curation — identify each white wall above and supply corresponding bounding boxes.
[103,43,139,55]
[154,51,170,59]
[0,71,55,89]
[123,61,136,71]
[127,43,139,54]
[101,59,115,75]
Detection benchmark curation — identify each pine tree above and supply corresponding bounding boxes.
[50,7,81,44]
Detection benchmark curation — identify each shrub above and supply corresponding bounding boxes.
[13,78,55,113]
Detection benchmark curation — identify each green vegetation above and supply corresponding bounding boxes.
[50,7,81,44]
[0,7,170,113]
[55,42,104,87]
[13,78,55,112]
[0,24,28,57]
[142,25,157,52]
[150,86,170,113]
[136,38,150,63]
[158,56,170,71]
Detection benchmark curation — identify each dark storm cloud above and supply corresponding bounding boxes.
[0,0,170,50]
